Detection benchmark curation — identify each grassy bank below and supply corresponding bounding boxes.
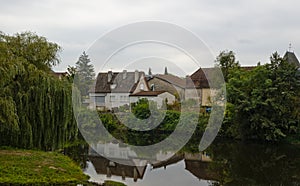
[0,148,89,185]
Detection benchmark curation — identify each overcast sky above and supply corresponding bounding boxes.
[1,0,300,75]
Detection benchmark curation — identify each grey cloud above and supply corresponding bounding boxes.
[1,0,300,72]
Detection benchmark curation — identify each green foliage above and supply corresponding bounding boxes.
[223,52,300,141]
[0,31,80,150]
[94,110,208,147]
[215,50,240,82]
[75,51,95,97]
[131,98,152,119]
[0,31,60,72]
[67,65,77,82]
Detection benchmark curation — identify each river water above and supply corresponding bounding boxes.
[67,141,300,186]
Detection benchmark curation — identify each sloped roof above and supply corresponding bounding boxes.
[284,51,300,67]
[130,91,166,96]
[187,66,255,89]
[154,74,186,88]
[186,68,214,89]
[51,71,68,78]
[91,71,144,93]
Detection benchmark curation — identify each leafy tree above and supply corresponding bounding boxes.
[0,31,80,150]
[75,51,95,97]
[223,52,300,141]
[1,32,60,72]
[131,98,151,119]
[215,50,240,82]
[67,65,77,82]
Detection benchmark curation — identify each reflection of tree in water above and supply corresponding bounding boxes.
[63,143,89,169]
[206,142,300,185]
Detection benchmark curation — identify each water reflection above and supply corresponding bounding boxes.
[80,141,300,185]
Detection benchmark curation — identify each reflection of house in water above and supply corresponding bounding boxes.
[88,143,147,182]
[88,142,220,183]
[151,152,219,182]
[152,153,184,169]
[184,152,219,182]
[89,156,147,182]
[90,143,139,160]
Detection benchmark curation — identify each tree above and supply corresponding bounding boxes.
[67,65,77,82]
[223,52,300,141]
[75,52,95,97]
[215,50,240,82]
[2,32,60,72]
[0,31,80,149]
[131,98,151,119]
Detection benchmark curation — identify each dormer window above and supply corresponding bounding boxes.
[150,84,155,91]
[110,84,116,89]
[140,83,144,90]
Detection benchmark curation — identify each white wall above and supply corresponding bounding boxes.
[129,92,175,108]
[105,93,131,109]
[89,93,131,110]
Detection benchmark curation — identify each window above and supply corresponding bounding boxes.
[95,96,105,103]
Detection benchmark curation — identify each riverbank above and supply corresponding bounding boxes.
[0,148,90,185]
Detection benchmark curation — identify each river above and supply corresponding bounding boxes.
[66,141,300,185]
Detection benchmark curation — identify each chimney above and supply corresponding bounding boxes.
[108,71,112,82]
[134,70,139,83]
[164,67,168,75]
[122,70,127,79]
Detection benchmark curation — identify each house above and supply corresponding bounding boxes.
[284,51,300,68]
[88,70,176,110]
[185,68,216,107]
[88,70,145,110]
[51,71,68,79]
[147,73,186,100]
[185,66,257,107]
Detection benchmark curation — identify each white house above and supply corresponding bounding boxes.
[88,70,145,110]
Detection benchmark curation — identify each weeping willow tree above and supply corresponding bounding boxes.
[0,31,80,150]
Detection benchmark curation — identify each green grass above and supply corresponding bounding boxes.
[0,149,89,185]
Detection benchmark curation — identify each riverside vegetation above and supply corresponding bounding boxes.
[0,31,300,185]
[0,31,127,185]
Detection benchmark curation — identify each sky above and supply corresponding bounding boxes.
[1,0,300,75]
